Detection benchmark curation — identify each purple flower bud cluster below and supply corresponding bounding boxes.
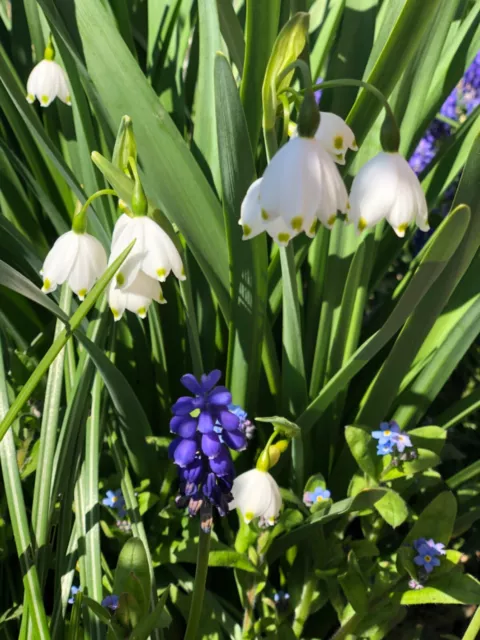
[169,370,248,529]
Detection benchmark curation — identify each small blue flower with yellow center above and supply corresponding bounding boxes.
[303,486,331,507]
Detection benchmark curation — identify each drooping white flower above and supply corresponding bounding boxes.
[259,137,349,235]
[109,214,185,288]
[26,60,71,107]
[239,178,310,246]
[108,270,166,321]
[314,112,357,165]
[348,152,429,237]
[41,231,107,300]
[229,468,282,526]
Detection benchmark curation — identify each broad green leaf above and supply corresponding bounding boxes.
[267,489,387,561]
[403,491,457,546]
[345,425,378,481]
[374,490,408,528]
[117,592,142,630]
[338,550,369,614]
[408,426,446,455]
[381,449,442,481]
[217,0,245,74]
[262,12,309,132]
[400,572,480,605]
[130,589,171,639]
[256,416,301,438]
[113,538,151,617]
[214,53,268,410]
[72,0,231,317]
[241,0,281,146]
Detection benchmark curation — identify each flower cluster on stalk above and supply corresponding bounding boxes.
[169,371,247,531]
[372,421,416,464]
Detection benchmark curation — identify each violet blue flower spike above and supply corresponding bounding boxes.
[169,371,248,529]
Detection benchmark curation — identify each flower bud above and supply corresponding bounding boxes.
[380,113,400,153]
[256,448,271,472]
[113,116,137,176]
[297,90,320,138]
[129,158,148,217]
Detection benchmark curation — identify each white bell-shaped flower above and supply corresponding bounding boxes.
[314,112,357,165]
[239,178,310,246]
[108,270,166,321]
[110,214,185,288]
[229,468,282,526]
[26,60,71,107]
[41,231,107,300]
[259,137,349,235]
[349,152,429,237]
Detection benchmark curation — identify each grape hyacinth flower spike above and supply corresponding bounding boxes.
[26,36,71,107]
[169,370,247,532]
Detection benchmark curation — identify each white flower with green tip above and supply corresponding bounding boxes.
[230,468,282,526]
[109,214,185,289]
[348,152,429,237]
[41,231,107,300]
[26,39,71,107]
[108,270,166,321]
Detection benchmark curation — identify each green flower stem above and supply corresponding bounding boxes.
[72,188,116,233]
[184,527,211,640]
[293,576,316,637]
[462,605,480,640]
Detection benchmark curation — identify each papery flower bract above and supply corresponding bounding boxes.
[314,112,357,165]
[230,468,282,526]
[108,270,165,321]
[303,486,331,506]
[110,214,185,288]
[101,595,119,611]
[259,137,349,234]
[102,489,126,518]
[349,152,429,237]
[68,585,81,604]
[41,230,107,300]
[27,59,71,107]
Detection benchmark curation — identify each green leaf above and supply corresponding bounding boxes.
[298,204,470,434]
[130,589,171,639]
[408,426,446,455]
[256,416,301,438]
[81,596,111,625]
[117,592,142,630]
[381,448,442,481]
[156,537,258,574]
[241,0,281,146]
[403,491,457,547]
[374,490,408,528]
[267,489,387,562]
[338,551,369,614]
[113,538,151,618]
[345,425,379,481]
[217,0,245,75]
[70,0,231,317]
[400,572,480,605]
[214,53,268,409]
[262,12,309,132]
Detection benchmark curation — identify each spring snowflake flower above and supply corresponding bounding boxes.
[413,538,446,574]
[169,371,246,528]
[41,230,107,300]
[303,486,331,506]
[110,214,185,289]
[102,489,126,518]
[101,595,119,611]
[258,136,349,235]
[26,39,71,107]
[108,270,165,321]
[314,112,357,165]
[349,152,429,237]
[230,468,282,526]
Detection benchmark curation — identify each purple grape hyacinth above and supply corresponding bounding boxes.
[169,370,247,530]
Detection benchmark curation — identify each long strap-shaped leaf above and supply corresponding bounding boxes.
[0,338,51,639]
[0,243,132,442]
[297,203,470,434]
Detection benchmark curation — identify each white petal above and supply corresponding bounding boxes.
[260,137,323,227]
[239,179,265,240]
[109,271,162,321]
[315,112,357,162]
[67,234,107,299]
[41,231,80,293]
[55,65,71,105]
[141,217,185,282]
[265,216,301,246]
[109,217,144,288]
[230,469,278,523]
